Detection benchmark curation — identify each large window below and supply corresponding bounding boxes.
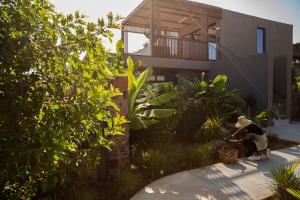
[257,27,265,54]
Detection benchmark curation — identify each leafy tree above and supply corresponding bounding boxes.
[0,0,125,199]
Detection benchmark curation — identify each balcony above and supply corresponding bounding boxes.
[121,0,221,63]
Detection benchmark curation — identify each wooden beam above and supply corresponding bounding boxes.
[131,15,191,26]
[179,22,202,37]
[156,0,222,18]
[138,6,220,20]
[125,22,181,32]
[122,0,149,25]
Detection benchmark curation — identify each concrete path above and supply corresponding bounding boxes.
[264,123,300,143]
[130,146,300,200]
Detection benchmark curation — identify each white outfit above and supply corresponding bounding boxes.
[250,133,268,151]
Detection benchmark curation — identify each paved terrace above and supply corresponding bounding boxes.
[131,124,300,200]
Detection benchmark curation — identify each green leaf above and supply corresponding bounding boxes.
[129,68,151,112]
[139,109,176,119]
[146,90,178,106]
[130,115,146,130]
[286,188,300,199]
[116,40,124,54]
[75,10,80,19]
[127,56,134,74]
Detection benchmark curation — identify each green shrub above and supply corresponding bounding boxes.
[140,149,170,179]
[130,82,183,147]
[184,143,214,168]
[271,161,300,200]
[177,75,245,141]
[0,1,125,199]
[131,144,185,178]
[194,117,229,143]
[255,104,287,127]
[115,168,143,197]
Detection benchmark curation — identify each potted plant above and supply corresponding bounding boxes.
[271,104,289,126]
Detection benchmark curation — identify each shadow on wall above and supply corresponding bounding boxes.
[210,45,270,115]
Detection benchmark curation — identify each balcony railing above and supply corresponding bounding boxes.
[152,36,215,61]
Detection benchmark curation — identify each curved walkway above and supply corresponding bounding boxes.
[130,146,300,200]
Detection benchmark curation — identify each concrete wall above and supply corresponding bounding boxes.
[213,10,293,117]
[210,53,272,115]
[219,9,293,58]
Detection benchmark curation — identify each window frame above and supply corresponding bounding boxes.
[257,27,266,54]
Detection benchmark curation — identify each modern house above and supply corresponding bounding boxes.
[121,0,293,118]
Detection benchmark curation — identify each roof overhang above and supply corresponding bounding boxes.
[122,0,222,32]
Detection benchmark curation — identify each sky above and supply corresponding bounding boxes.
[50,0,300,52]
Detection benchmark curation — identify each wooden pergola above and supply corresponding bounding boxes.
[121,0,222,60]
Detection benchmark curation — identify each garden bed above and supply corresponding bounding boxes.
[91,136,298,200]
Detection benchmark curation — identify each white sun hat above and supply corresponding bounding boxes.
[235,116,252,128]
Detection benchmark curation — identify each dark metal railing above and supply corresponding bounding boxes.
[152,36,210,61]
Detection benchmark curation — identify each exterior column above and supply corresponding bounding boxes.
[200,16,208,61]
[149,0,160,56]
[121,28,128,53]
[287,55,292,121]
[267,53,273,109]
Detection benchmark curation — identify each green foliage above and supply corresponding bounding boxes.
[184,143,214,168]
[286,188,300,200]
[177,75,244,141]
[255,104,286,127]
[293,76,300,92]
[255,111,270,127]
[139,149,170,179]
[131,142,215,179]
[255,111,269,121]
[126,57,178,130]
[132,144,184,179]
[115,168,143,197]
[0,0,125,199]
[131,82,184,147]
[191,75,245,119]
[194,117,229,143]
[271,161,300,200]
[177,76,207,98]
[292,67,300,92]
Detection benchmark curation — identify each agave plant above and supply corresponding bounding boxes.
[271,160,300,200]
[125,57,178,130]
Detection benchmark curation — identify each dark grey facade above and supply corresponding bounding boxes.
[123,0,293,118]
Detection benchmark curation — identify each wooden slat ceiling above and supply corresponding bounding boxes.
[122,0,222,31]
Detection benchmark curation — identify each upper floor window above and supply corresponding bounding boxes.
[257,27,265,54]
[208,42,217,61]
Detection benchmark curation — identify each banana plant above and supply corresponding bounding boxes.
[125,57,178,130]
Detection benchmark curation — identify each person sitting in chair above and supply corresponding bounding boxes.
[231,116,271,161]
